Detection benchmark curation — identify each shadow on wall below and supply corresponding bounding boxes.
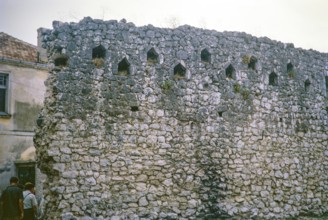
[14,101,42,131]
[0,141,35,192]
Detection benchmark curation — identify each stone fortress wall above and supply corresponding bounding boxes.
[35,17,328,219]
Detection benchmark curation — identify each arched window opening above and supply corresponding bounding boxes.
[226,64,235,79]
[287,62,294,72]
[92,45,106,59]
[54,55,68,67]
[174,63,186,79]
[287,62,296,78]
[147,48,159,63]
[118,58,130,75]
[92,45,106,68]
[201,49,211,63]
[269,72,278,86]
[248,56,257,70]
[304,79,311,92]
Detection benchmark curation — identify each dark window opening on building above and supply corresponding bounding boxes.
[118,58,130,75]
[147,48,159,63]
[92,45,106,59]
[201,49,211,63]
[287,62,294,72]
[15,161,36,186]
[226,64,235,79]
[248,56,257,70]
[269,72,278,86]
[54,56,68,67]
[174,63,186,79]
[304,79,311,92]
[131,106,139,112]
[0,73,8,113]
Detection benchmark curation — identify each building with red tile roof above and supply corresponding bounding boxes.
[0,32,48,195]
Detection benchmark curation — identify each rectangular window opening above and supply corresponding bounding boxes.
[15,161,36,186]
[0,73,8,113]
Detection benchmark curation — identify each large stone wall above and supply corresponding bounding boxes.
[34,17,328,219]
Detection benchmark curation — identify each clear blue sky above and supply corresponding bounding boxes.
[1,0,328,52]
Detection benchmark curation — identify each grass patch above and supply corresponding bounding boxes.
[92,58,104,68]
[242,89,250,100]
[162,80,173,91]
[233,83,241,93]
[233,83,250,100]
[242,55,250,64]
[288,70,296,79]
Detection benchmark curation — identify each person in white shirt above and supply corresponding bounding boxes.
[22,182,37,220]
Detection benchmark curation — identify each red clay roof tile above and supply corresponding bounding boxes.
[0,32,38,63]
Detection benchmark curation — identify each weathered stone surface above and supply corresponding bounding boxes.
[34,17,328,219]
